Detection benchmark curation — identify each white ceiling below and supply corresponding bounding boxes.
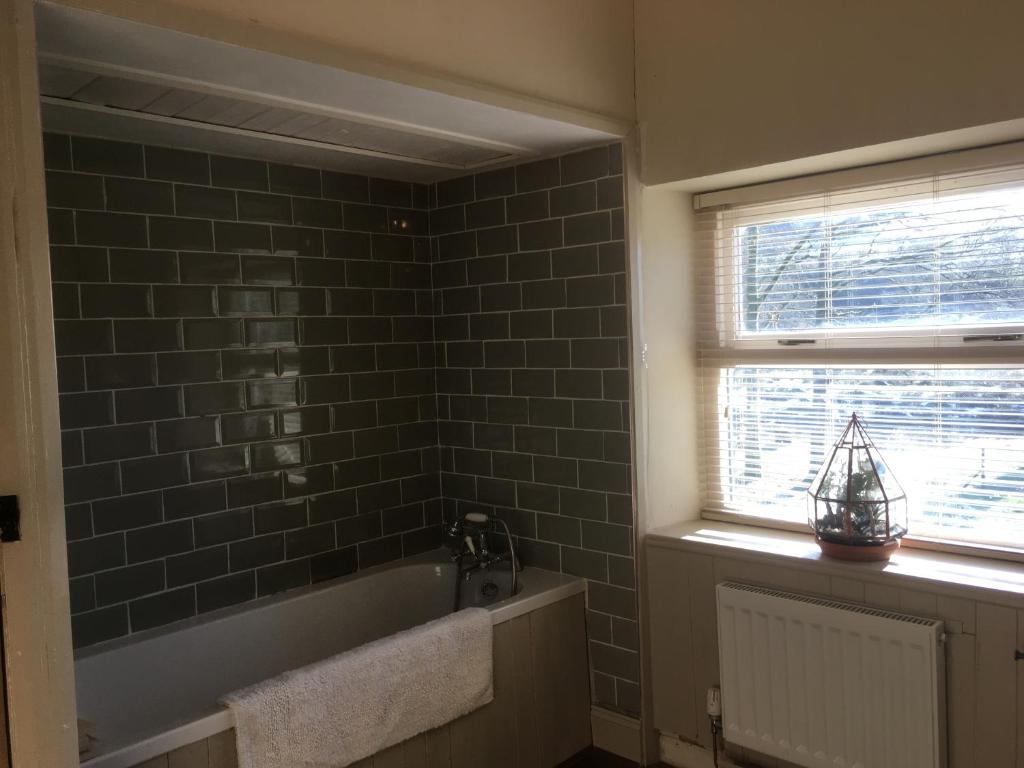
[34,3,623,182]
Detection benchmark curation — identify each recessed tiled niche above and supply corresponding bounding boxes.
[45,133,638,716]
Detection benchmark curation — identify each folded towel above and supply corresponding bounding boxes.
[221,607,493,768]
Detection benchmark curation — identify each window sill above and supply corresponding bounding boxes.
[700,509,1024,564]
[646,518,1024,612]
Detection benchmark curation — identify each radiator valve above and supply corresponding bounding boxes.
[706,686,722,718]
[707,686,723,767]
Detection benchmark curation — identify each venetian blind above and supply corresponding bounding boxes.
[695,151,1024,547]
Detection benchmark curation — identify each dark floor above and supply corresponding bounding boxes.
[557,747,649,768]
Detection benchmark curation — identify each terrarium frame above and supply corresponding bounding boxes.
[808,413,908,561]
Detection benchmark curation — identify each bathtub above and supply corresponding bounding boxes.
[75,551,586,768]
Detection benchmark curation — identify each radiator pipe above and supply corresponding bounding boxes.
[707,686,722,768]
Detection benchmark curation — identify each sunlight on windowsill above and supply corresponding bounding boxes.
[649,520,1024,600]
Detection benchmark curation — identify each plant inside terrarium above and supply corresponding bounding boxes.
[808,413,908,549]
[815,467,890,542]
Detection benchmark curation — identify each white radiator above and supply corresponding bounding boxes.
[716,582,945,768]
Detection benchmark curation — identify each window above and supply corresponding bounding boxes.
[697,156,1024,549]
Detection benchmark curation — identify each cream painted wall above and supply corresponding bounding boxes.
[59,0,636,124]
[632,187,701,532]
[637,0,1024,186]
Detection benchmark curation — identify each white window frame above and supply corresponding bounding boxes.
[697,145,1024,562]
[717,201,1024,352]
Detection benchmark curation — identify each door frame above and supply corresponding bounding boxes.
[0,0,80,764]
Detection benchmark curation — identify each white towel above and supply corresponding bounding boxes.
[221,607,493,768]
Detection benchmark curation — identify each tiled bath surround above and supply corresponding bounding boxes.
[429,146,638,715]
[47,135,637,716]
[47,134,441,650]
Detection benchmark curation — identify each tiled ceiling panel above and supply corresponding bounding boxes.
[72,74,169,111]
[38,64,509,167]
[34,3,624,182]
[37,62,96,97]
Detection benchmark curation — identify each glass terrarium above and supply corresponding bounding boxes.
[807,413,907,561]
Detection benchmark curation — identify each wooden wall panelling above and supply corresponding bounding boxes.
[937,591,977,767]
[506,614,540,768]
[973,603,1017,767]
[946,632,976,768]
[712,556,758,590]
[937,596,976,636]
[829,577,865,603]
[687,553,717,750]
[373,744,406,768]
[399,735,428,768]
[529,594,591,767]
[863,582,901,610]
[483,618,518,767]
[424,728,452,768]
[646,542,1024,768]
[1017,609,1024,768]
[645,545,695,740]
[899,588,939,619]
[167,741,208,768]
[207,730,237,768]
[713,555,827,597]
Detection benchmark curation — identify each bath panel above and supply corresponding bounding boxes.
[76,556,587,768]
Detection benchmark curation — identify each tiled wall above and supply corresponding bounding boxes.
[46,134,637,718]
[429,146,638,715]
[45,134,441,649]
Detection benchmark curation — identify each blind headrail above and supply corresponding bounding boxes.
[694,140,1024,211]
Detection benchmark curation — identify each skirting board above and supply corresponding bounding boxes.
[591,707,642,763]
[659,734,742,768]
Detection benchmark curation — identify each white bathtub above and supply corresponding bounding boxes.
[75,552,586,768]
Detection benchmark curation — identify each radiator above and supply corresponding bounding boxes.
[716,582,945,768]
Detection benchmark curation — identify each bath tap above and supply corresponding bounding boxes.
[476,529,489,558]
[444,512,520,595]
